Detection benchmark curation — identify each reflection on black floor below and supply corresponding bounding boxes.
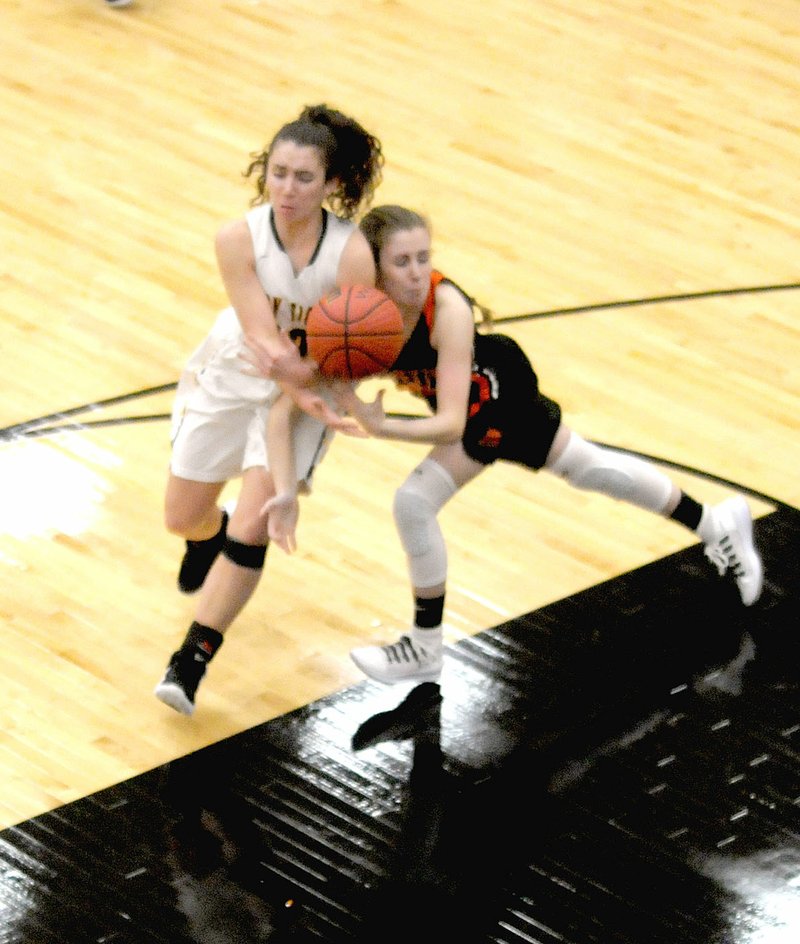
[1,507,798,943]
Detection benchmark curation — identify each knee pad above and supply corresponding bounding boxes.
[548,433,672,513]
[222,537,267,569]
[393,458,457,588]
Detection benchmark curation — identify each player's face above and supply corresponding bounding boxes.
[378,226,432,310]
[266,141,334,223]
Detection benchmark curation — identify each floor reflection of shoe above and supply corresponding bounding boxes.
[703,496,763,606]
[350,634,443,684]
[154,649,207,716]
[352,682,442,750]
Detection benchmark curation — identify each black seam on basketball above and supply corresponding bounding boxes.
[307,286,403,379]
[344,298,392,325]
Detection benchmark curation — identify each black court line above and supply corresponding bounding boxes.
[1,409,786,512]
[2,281,796,440]
[497,281,800,324]
[0,414,172,440]
[0,384,177,440]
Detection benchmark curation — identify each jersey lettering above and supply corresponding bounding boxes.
[288,327,308,357]
[394,367,437,400]
[267,296,313,327]
[266,295,313,356]
[288,300,311,326]
[469,374,492,418]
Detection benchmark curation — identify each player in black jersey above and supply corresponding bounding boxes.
[252,204,763,685]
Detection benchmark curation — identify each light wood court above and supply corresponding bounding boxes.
[1,0,798,830]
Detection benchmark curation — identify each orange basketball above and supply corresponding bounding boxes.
[305,285,405,380]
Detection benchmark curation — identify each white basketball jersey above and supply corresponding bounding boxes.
[180,206,355,404]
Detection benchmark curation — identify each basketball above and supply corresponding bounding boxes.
[305,285,405,380]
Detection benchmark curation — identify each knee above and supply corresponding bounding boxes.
[222,536,267,569]
[229,514,269,547]
[164,504,203,537]
[549,435,633,497]
[548,433,672,512]
[393,486,436,557]
[164,476,222,537]
[164,493,222,538]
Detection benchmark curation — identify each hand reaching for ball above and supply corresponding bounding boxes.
[334,383,387,437]
[287,384,367,436]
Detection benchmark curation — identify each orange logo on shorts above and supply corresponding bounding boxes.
[478,428,502,448]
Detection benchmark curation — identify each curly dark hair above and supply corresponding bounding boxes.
[244,104,384,219]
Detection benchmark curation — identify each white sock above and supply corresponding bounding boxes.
[696,504,717,544]
[411,625,442,654]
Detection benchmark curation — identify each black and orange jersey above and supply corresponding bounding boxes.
[389,270,491,417]
[388,269,449,405]
[387,271,562,470]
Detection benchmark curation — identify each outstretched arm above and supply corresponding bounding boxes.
[337,282,474,445]
[217,220,315,388]
[243,334,367,435]
[263,393,300,554]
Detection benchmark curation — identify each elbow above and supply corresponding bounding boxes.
[436,415,466,444]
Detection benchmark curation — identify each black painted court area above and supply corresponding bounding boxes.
[1,508,798,943]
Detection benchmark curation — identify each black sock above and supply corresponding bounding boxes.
[669,493,704,531]
[182,621,224,662]
[414,594,445,629]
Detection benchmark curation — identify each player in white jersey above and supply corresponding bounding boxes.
[155,104,384,716]
[169,206,357,485]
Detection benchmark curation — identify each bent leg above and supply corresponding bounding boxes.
[392,442,483,593]
[351,442,484,684]
[165,474,229,594]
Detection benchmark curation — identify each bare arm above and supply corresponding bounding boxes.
[215,220,272,344]
[337,282,474,445]
[263,393,300,554]
[241,228,378,430]
[217,219,315,386]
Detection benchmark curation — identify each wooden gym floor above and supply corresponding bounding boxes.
[1,1,798,941]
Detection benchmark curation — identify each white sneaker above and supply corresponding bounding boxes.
[702,496,763,606]
[350,634,443,684]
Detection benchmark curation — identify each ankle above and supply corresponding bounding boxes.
[696,504,717,544]
[411,625,442,653]
[183,622,224,661]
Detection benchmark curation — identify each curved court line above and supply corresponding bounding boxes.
[2,282,795,509]
[494,281,799,325]
[5,411,787,512]
[0,383,176,439]
[3,281,797,438]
